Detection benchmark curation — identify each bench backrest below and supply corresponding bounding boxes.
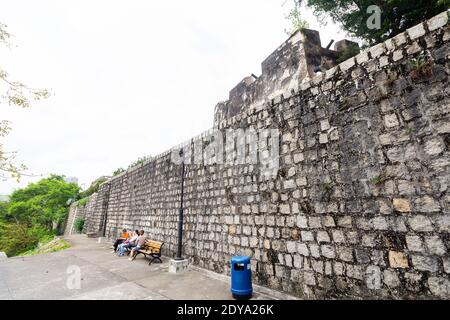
[142,239,163,253]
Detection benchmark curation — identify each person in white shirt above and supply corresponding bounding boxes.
[118,230,139,257]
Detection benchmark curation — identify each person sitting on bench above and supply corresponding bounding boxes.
[118,230,139,256]
[111,228,129,253]
[128,230,145,261]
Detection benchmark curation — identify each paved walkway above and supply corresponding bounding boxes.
[0,235,292,300]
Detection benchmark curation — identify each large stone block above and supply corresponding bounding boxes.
[388,251,409,268]
[409,216,434,232]
[406,23,426,40]
[428,277,450,298]
[414,196,441,213]
[411,255,439,272]
[426,12,449,31]
[393,198,411,213]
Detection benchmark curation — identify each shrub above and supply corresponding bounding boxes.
[74,217,85,233]
[0,222,54,257]
[78,176,108,199]
[370,173,389,186]
[409,56,434,81]
[76,197,88,207]
[113,167,125,176]
[128,155,151,169]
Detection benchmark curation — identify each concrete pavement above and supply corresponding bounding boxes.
[0,235,294,300]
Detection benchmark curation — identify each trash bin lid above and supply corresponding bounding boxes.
[231,256,250,263]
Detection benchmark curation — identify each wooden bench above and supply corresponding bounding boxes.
[136,239,164,265]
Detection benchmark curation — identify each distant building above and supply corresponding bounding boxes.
[64,177,79,184]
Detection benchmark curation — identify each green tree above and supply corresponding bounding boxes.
[5,175,80,231]
[1,22,49,181]
[0,222,37,256]
[0,200,8,219]
[292,0,450,45]
[113,167,125,176]
[285,0,310,35]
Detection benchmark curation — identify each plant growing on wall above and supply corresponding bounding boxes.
[113,167,125,176]
[78,176,108,199]
[284,0,310,35]
[370,172,389,185]
[128,155,152,168]
[76,197,88,207]
[409,56,434,81]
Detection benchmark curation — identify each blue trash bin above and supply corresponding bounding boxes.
[231,256,252,299]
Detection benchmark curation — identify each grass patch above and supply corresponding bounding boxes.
[18,237,71,256]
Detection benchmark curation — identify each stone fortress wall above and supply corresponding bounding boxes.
[67,11,450,299]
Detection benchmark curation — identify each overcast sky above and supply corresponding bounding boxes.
[0,0,347,194]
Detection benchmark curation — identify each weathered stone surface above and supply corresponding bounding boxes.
[298,243,309,256]
[332,230,345,243]
[372,216,388,230]
[321,245,335,259]
[384,114,400,128]
[398,180,416,195]
[355,248,371,264]
[392,50,403,62]
[424,236,447,255]
[427,12,449,31]
[407,41,422,55]
[393,198,411,213]
[414,196,441,213]
[337,247,354,263]
[444,259,450,274]
[316,231,331,243]
[436,215,450,233]
[370,43,387,58]
[286,241,297,253]
[340,57,356,72]
[428,277,450,298]
[408,216,434,232]
[406,235,424,252]
[411,255,439,272]
[423,138,445,156]
[356,50,370,64]
[393,32,407,47]
[383,270,400,288]
[407,23,426,40]
[388,251,409,268]
[347,264,364,280]
[296,215,308,228]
